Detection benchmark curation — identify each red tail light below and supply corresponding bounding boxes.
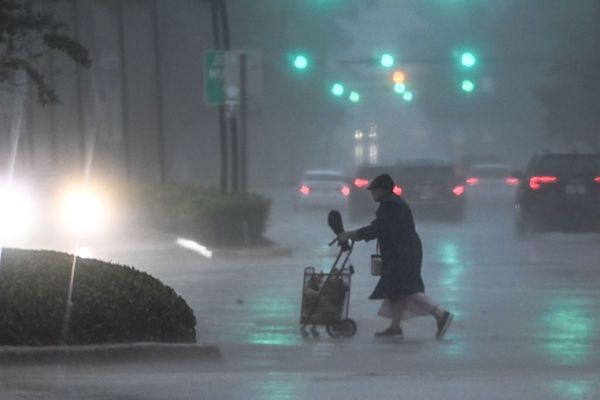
[354,178,369,188]
[529,176,557,190]
[595,177,600,183]
[393,185,403,196]
[299,185,310,196]
[341,185,351,197]
[466,177,479,186]
[452,185,465,196]
[505,177,519,186]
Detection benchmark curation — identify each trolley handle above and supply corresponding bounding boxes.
[329,237,352,251]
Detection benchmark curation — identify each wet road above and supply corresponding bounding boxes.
[1,187,600,399]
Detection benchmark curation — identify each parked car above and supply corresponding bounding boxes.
[515,153,600,236]
[348,164,398,220]
[394,158,466,221]
[294,170,351,210]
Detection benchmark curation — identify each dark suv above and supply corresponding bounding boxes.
[394,159,466,221]
[515,153,600,235]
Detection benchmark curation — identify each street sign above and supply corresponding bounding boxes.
[204,50,225,105]
[204,50,263,106]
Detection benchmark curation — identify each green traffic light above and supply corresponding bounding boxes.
[394,83,406,94]
[331,83,345,96]
[380,54,395,68]
[461,79,475,92]
[461,52,477,68]
[293,55,309,70]
[402,91,413,102]
[349,91,360,103]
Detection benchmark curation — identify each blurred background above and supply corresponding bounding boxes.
[2,0,598,191]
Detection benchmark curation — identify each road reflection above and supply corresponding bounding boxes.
[436,239,466,314]
[247,287,303,347]
[436,239,467,356]
[250,373,303,400]
[549,379,598,399]
[248,325,302,347]
[541,297,595,366]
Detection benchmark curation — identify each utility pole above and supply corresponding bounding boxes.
[152,0,167,183]
[117,0,132,181]
[46,3,58,169]
[72,0,87,170]
[204,0,229,192]
[239,53,248,194]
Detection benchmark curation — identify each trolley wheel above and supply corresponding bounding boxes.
[310,326,320,338]
[340,318,357,337]
[300,327,309,339]
[325,320,343,338]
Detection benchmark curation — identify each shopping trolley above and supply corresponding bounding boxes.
[299,210,356,338]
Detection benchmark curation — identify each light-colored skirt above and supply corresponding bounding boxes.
[377,293,438,321]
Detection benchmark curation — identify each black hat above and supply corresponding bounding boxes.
[368,173,395,191]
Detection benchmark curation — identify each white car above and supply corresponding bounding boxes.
[465,163,519,201]
[294,170,351,210]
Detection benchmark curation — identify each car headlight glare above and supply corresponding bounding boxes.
[61,187,109,234]
[0,184,38,240]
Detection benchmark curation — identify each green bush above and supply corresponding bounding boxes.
[124,184,271,246]
[0,248,196,346]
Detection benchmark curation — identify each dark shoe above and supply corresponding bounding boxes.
[436,311,454,340]
[374,327,403,337]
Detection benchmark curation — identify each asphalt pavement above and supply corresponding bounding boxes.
[1,187,599,399]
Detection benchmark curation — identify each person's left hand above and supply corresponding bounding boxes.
[337,231,357,242]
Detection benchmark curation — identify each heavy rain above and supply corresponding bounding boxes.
[0,1,599,399]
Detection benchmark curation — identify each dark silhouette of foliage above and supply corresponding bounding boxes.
[0,0,91,104]
[0,248,197,345]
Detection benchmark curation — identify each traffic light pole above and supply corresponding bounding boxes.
[240,53,247,194]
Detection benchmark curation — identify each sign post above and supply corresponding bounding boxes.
[204,50,262,193]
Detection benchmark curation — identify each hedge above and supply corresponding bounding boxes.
[122,184,271,246]
[0,248,196,346]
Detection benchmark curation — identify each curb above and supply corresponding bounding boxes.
[0,343,223,365]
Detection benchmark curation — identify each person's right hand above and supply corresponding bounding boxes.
[337,231,357,242]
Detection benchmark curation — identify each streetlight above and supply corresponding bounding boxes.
[349,91,360,103]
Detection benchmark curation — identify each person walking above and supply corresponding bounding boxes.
[337,173,453,339]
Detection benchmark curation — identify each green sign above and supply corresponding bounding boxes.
[204,50,225,105]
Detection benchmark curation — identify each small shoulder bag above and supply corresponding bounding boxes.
[370,241,382,276]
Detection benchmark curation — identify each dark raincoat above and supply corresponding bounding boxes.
[356,194,425,300]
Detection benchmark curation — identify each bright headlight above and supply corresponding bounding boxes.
[0,183,38,240]
[60,186,109,234]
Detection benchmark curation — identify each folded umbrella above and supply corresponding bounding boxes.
[328,210,350,251]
